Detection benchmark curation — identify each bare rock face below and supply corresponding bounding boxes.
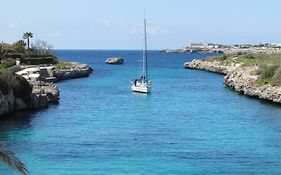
[184,59,239,74]
[224,66,281,103]
[185,59,281,103]
[30,81,60,109]
[15,98,28,110]
[105,57,124,64]
[0,90,15,115]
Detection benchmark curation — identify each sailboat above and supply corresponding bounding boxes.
[131,14,152,93]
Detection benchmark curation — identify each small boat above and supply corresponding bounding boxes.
[131,13,152,93]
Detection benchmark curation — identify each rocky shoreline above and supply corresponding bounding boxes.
[54,62,93,81]
[185,59,281,103]
[0,62,93,116]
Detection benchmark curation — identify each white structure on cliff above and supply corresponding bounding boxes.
[189,42,209,49]
[16,67,41,81]
[16,66,55,82]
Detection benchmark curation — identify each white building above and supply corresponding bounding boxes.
[189,42,209,49]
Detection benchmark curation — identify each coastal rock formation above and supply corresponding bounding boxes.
[184,59,239,74]
[0,62,93,116]
[30,81,60,108]
[0,90,15,115]
[0,81,60,116]
[185,59,281,103]
[54,62,93,81]
[105,57,124,64]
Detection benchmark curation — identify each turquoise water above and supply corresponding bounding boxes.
[1,50,281,174]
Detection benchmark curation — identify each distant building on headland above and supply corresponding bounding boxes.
[189,42,220,49]
[160,42,281,54]
[189,43,208,49]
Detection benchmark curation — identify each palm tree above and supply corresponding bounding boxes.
[23,32,33,50]
[13,40,26,53]
[0,142,28,175]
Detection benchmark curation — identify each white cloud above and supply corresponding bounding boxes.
[131,24,168,35]
[100,20,169,35]
[8,22,19,29]
[130,24,142,34]
[148,26,169,35]
[101,20,111,28]
[46,32,61,37]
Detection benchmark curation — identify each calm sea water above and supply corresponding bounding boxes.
[1,50,281,174]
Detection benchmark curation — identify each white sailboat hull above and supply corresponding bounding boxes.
[131,82,151,93]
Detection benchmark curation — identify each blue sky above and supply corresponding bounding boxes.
[1,0,281,49]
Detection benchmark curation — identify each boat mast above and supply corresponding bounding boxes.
[143,10,148,81]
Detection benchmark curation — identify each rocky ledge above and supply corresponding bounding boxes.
[30,81,60,109]
[185,59,281,103]
[54,62,93,81]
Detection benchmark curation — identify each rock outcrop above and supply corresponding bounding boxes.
[30,81,60,109]
[184,59,239,74]
[0,81,60,116]
[0,90,15,115]
[185,59,281,103]
[54,62,93,81]
[105,57,124,64]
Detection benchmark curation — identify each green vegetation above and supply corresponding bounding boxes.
[23,32,33,49]
[23,56,57,65]
[0,142,29,175]
[207,53,281,86]
[0,32,57,70]
[54,60,75,70]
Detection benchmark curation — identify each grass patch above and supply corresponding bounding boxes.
[205,53,281,86]
[257,77,273,85]
[54,61,75,70]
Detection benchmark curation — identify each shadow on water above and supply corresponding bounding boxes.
[224,86,281,109]
[0,111,37,138]
[132,92,151,97]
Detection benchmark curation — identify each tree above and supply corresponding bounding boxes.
[0,142,28,175]
[31,40,54,55]
[13,40,26,53]
[23,32,33,49]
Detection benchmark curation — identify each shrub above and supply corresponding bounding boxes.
[1,58,16,68]
[205,55,227,62]
[257,65,279,85]
[243,54,255,60]
[3,53,23,59]
[23,56,57,65]
[272,69,281,86]
[28,54,54,58]
[3,48,16,54]
[258,65,279,79]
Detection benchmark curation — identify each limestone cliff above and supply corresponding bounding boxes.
[185,59,281,103]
